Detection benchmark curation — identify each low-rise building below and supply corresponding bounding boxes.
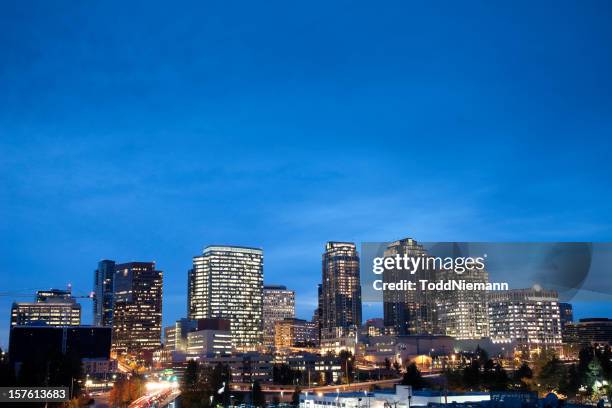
[82,358,118,378]
[164,318,198,352]
[320,334,357,355]
[362,334,454,366]
[198,352,274,383]
[9,326,112,371]
[186,319,232,357]
[563,318,612,346]
[285,352,343,385]
[300,386,490,408]
[275,318,318,350]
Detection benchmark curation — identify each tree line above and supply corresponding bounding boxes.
[400,345,612,403]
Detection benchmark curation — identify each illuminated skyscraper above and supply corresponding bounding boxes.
[93,259,115,327]
[263,285,295,348]
[382,238,433,335]
[188,245,264,349]
[319,242,361,338]
[111,262,163,360]
[382,238,489,339]
[436,266,490,339]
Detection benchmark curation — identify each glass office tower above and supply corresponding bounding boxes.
[188,245,264,349]
[263,285,295,348]
[93,259,116,327]
[111,262,163,360]
[319,242,361,338]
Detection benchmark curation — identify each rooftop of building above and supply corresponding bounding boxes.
[325,241,356,248]
[114,261,157,268]
[264,284,288,290]
[202,245,263,254]
[577,317,612,323]
[375,389,490,397]
[10,325,109,330]
[312,390,490,398]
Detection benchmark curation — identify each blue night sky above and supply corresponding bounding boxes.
[1,1,612,348]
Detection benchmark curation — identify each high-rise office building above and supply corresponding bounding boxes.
[11,288,81,327]
[263,285,295,348]
[382,238,434,335]
[188,245,264,349]
[436,266,490,339]
[319,242,361,338]
[93,260,116,327]
[488,288,562,351]
[315,284,323,341]
[111,262,163,360]
[382,238,490,339]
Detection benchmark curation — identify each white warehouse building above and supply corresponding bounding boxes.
[300,386,490,408]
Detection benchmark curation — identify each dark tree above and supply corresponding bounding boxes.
[0,348,15,386]
[211,363,231,406]
[252,380,266,408]
[384,358,391,370]
[339,350,354,383]
[273,363,298,385]
[578,346,594,377]
[515,362,533,380]
[537,355,566,393]
[474,346,489,366]
[513,362,533,390]
[443,369,461,390]
[488,362,509,391]
[291,385,302,407]
[182,360,199,395]
[180,360,215,408]
[401,363,426,389]
[463,360,481,390]
[585,357,604,394]
[559,364,580,397]
[110,375,146,407]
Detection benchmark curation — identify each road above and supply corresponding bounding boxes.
[92,391,111,408]
[129,384,178,408]
[230,377,404,394]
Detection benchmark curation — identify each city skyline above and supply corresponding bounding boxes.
[2,1,612,349]
[2,238,612,349]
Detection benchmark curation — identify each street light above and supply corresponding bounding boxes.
[430,349,435,370]
[345,358,352,385]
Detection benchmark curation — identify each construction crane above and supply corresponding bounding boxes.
[0,284,95,301]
